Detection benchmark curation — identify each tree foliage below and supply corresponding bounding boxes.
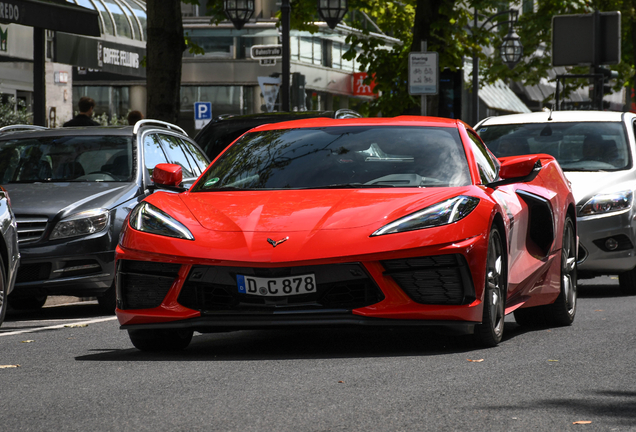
[0,97,31,127]
[178,0,636,116]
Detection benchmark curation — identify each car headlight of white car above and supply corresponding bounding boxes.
[129,201,194,240]
[579,190,633,216]
[50,209,110,240]
[371,195,480,236]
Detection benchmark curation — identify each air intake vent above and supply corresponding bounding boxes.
[117,260,182,310]
[382,254,475,305]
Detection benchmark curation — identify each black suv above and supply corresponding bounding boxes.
[194,109,361,160]
[0,120,209,312]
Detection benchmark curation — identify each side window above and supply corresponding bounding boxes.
[179,138,210,172]
[158,134,197,178]
[467,131,498,184]
[143,134,169,178]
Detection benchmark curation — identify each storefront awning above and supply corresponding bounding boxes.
[479,79,531,113]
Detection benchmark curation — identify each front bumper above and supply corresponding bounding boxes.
[115,234,487,330]
[11,232,116,298]
[577,209,636,274]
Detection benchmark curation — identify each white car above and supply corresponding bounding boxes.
[475,110,636,295]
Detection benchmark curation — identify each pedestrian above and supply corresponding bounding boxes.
[127,110,144,125]
[63,96,100,127]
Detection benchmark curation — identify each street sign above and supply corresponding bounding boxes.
[408,52,438,95]
[552,11,621,66]
[251,45,282,60]
[260,58,276,66]
[194,101,212,130]
[258,76,281,112]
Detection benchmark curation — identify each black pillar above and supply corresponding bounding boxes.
[281,0,290,112]
[33,27,46,126]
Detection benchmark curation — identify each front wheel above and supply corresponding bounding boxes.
[8,293,47,310]
[514,215,577,326]
[97,282,116,315]
[128,329,193,352]
[618,268,636,295]
[475,226,506,347]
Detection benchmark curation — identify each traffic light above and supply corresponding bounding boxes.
[595,66,618,94]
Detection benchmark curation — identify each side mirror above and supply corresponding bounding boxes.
[487,155,542,189]
[152,163,183,188]
[498,155,541,180]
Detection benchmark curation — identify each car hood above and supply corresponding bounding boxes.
[4,182,139,217]
[180,188,470,232]
[563,170,636,205]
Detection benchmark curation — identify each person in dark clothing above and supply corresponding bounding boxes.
[63,97,100,127]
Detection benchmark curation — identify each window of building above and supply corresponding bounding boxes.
[183,36,234,58]
[299,37,322,65]
[102,0,133,39]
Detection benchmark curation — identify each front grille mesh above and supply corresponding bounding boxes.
[118,260,182,310]
[177,263,384,312]
[16,263,52,283]
[382,254,474,305]
[15,215,48,244]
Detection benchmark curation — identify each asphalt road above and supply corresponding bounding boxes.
[1,277,634,432]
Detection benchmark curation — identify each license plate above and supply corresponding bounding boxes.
[237,274,317,297]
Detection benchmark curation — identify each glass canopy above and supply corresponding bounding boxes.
[67,0,147,41]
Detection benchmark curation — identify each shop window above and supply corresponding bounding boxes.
[184,36,234,58]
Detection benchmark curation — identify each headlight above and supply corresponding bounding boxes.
[129,202,194,240]
[50,209,110,240]
[579,190,633,216]
[371,195,480,236]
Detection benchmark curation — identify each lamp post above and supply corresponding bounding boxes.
[225,0,347,112]
[472,8,523,125]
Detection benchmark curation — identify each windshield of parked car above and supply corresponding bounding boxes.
[0,135,134,183]
[476,121,630,171]
[192,126,471,191]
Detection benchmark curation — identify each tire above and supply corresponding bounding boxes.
[0,256,7,326]
[128,328,193,352]
[97,282,116,315]
[475,225,506,347]
[7,293,47,310]
[514,215,577,327]
[618,268,636,295]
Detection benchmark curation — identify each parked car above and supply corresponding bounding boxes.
[0,120,210,313]
[0,186,20,326]
[116,116,576,351]
[475,110,636,294]
[194,109,361,160]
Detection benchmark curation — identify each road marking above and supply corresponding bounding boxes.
[0,317,117,337]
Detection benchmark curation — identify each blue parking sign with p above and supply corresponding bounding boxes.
[194,102,212,130]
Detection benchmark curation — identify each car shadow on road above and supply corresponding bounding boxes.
[76,321,531,362]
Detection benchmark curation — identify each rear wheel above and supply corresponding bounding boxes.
[618,268,636,295]
[514,215,577,326]
[475,226,506,347]
[128,328,193,352]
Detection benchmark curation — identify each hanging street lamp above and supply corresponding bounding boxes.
[223,0,254,31]
[317,0,348,30]
[472,8,523,125]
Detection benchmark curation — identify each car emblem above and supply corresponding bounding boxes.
[267,236,289,247]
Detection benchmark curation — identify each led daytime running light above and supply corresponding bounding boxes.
[130,202,194,240]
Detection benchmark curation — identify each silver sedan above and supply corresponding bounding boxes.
[476,110,636,295]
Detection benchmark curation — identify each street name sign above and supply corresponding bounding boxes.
[251,45,282,60]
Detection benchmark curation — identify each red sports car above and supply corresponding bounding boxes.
[115,116,577,351]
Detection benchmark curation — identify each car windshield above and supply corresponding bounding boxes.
[476,121,631,172]
[192,126,471,191]
[0,135,134,183]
